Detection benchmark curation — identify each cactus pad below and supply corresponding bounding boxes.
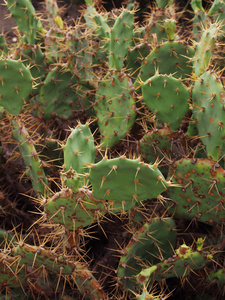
[141,74,190,130]
[0,59,32,115]
[118,217,176,290]
[136,41,195,87]
[192,71,225,160]
[89,157,167,205]
[166,158,225,224]
[94,70,136,148]
[44,188,106,230]
[62,124,96,191]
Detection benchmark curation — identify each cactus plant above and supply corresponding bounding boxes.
[0,1,225,299]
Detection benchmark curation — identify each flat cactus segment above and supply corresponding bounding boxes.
[118,218,176,290]
[14,43,46,95]
[208,0,225,37]
[191,0,210,41]
[207,269,225,285]
[139,128,188,174]
[164,18,176,40]
[193,24,219,76]
[11,243,77,275]
[44,188,106,230]
[192,71,225,160]
[0,34,8,56]
[125,38,149,80]
[12,118,48,196]
[62,124,96,191]
[0,252,26,288]
[191,0,204,12]
[6,0,40,44]
[94,70,136,148]
[136,41,194,86]
[166,158,225,224]
[139,128,173,164]
[74,269,108,300]
[108,9,134,70]
[89,157,167,203]
[0,59,32,115]
[67,28,94,83]
[38,67,93,119]
[137,242,212,284]
[141,74,190,130]
[84,5,110,40]
[144,7,174,46]
[156,0,174,8]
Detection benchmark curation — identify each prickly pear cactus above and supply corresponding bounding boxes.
[137,240,213,285]
[166,158,225,224]
[118,217,176,290]
[44,187,106,231]
[1,1,225,299]
[89,156,167,205]
[6,0,43,44]
[141,74,190,130]
[94,70,136,148]
[0,59,32,115]
[62,123,96,191]
[136,41,195,89]
[192,71,225,160]
[38,67,94,119]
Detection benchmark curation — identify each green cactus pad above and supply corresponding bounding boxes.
[192,71,225,160]
[44,188,106,230]
[67,28,94,83]
[136,41,194,88]
[139,128,187,172]
[0,34,8,56]
[12,243,76,275]
[166,158,225,224]
[193,24,219,76]
[125,41,150,80]
[145,10,169,46]
[62,123,96,191]
[12,117,48,196]
[141,74,190,130]
[118,217,176,290]
[156,0,174,8]
[137,242,212,285]
[89,157,167,205]
[14,43,46,95]
[94,70,136,148]
[0,59,32,115]
[191,0,210,42]
[38,67,94,119]
[0,253,26,288]
[6,0,40,44]
[108,9,134,70]
[207,269,225,285]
